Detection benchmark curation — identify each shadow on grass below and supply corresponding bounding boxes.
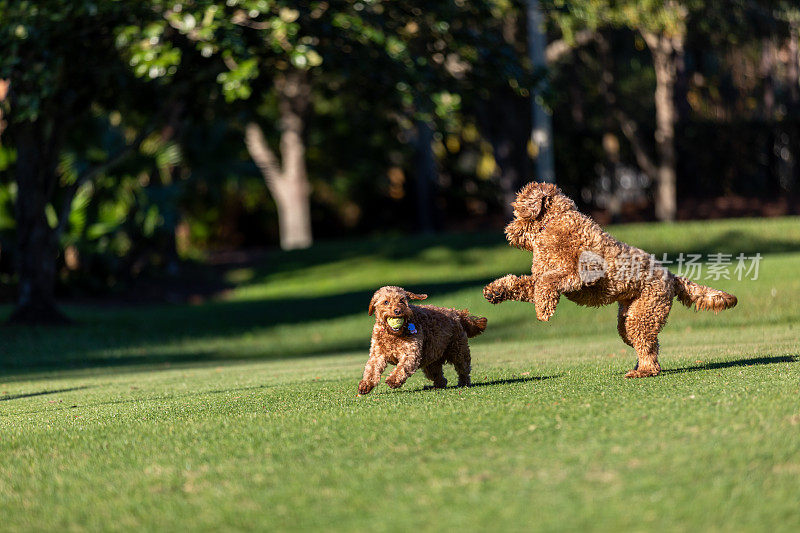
[0,386,89,401]
[0,383,283,417]
[385,374,559,394]
[470,375,559,387]
[0,345,371,382]
[0,351,238,378]
[665,355,797,374]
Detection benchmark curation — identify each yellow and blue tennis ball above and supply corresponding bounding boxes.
[387,317,404,329]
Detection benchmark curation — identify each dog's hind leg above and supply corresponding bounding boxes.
[446,332,472,387]
[622,293,671,378]
[422,362,447,389]
[617,300,633,347]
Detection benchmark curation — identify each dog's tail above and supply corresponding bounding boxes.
[457,311,488,337]
[673,275,737,313]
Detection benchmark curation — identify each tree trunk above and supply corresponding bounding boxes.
[644,32,680,222]
[245,69,312,250]
[276,71,312,249]
[0,80,8,141]
[273,179,312,249]
[527,0,555,183]
[8,120,69,324]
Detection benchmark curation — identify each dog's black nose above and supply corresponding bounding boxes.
[393,308,401,315]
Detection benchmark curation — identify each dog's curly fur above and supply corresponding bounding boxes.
[358,286,487,393]
[484,182,737,378]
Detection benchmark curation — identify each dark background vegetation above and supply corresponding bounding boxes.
[0,0,799,322]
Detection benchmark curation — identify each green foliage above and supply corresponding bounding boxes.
[547,0,787,44]
[0,179,15,230]
[547,0,691,38]
[118,1,324,101]
[115,0,529,109]
[0,0,152,122]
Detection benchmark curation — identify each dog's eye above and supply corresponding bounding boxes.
[383,300,389,305]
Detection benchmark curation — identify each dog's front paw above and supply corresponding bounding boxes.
[384,373,404,389]
[624,364,661,378]
[483,281,508,304]
[358,379,376,394]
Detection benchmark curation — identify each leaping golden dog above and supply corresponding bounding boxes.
[484,181,737,377]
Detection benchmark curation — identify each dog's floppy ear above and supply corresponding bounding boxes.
[514,182,558,220]
[512,198,539,219]
[512,194,544,219]
[368,292,379,315]
[404,291,427,300]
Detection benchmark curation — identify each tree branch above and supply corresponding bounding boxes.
[245,121,283,189]
[545,29,597,63]
[640,30,660,51]
[613,108,658,180]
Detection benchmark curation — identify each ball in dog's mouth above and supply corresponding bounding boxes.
[386,317,405,331]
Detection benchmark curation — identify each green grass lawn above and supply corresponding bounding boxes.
[2,217,800,531]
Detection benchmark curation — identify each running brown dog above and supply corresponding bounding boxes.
[484,181,737,377]
[358,286,487,393]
